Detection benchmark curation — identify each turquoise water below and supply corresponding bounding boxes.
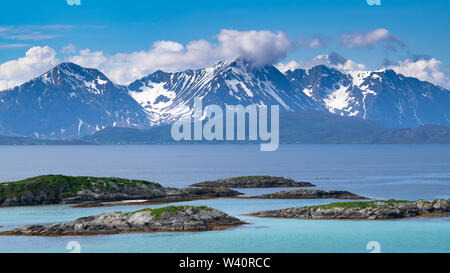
[0,145,449,253]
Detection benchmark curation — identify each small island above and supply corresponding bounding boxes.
[0,206,245,236]
[190,176,315,188]
[0,175,242,207]
[248,199,449,220]
[248,189,368,200]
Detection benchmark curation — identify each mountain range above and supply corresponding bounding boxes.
[0,58,449,140]
[286,65,450,128]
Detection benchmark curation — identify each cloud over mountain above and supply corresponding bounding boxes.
[340,28,403,49]
[387,56,450,89]
[68,29,293,84]
[276,52,366,73]
[0,46,59,90]
[0,29,448,91]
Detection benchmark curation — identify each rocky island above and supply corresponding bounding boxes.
[0,175,242,207]
[190,176,315,188]
[248,199,450,220]
[248,189,368,200]
[0,206,245,236]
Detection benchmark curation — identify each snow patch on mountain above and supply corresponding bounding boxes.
[129,81,177,111]
[323,85,351,111]
[127,58,322,125]
[302,87,313,97]
[0,62,151,138]
[348,71,371,86]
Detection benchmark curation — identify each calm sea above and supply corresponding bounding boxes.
[0,144,449,253]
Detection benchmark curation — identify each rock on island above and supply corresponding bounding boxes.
[0,206,245,236]
[190,176,315,188]
[248,199,449,220]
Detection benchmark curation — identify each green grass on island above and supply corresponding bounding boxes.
[130,206,214,218]
[0,175,162,199]
[232,176,265,181]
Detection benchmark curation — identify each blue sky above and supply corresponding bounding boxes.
[0,0,449,88]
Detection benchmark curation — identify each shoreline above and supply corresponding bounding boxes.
[0,206,247,237]
[246,199,450,220]
[71,196,222,208]
[244,211,450,221]
[0,222,248,237]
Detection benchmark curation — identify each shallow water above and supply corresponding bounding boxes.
[0,144,449,253]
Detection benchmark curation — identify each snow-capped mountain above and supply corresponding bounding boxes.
[0,59,449,139]
[0,62,150,138]
[127,58,323,125]
[286,66,450,128]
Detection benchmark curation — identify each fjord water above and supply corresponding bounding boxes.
[0,145,449,253]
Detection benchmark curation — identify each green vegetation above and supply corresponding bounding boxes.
[0,175,161,200]
[232,176,265,181]
[131,206,213,218]
[308,199,410,210]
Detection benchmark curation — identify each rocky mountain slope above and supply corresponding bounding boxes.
[286,65,450,128]
[0,59,449,139]
[127,58,323,125]
[0,63,151,138]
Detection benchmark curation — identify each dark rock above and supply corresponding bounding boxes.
[190,176,315,188]
[250,189,368,200]
[248,199,450,220]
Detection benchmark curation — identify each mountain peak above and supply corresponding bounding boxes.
[36,62,113,90]
[0,64,150,138]
[45,62,86,76]
[54,62,83,70]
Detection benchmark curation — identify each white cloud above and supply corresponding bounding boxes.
[1,31,446,91]
[0,46,59,90]
[61,43,77,54]
[275,61,302,73]
[0,25,75,41]
[0,43,30,49]
[340,28,402,49]
[276,52,366,73]
[67,29,293,84]
[216,29,293,66]
[277,53,450,89]
[67,0,81,6]
[308,38,324,49]
[387,57,450,89]
[298,36,327,49]
[7,33,57,40]
[335,59,366,71]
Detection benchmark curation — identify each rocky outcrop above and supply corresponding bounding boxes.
[73,186,244,208]
[166,186,242,199]
[0,206,245,236]
[0,175,242,207]
[248,199,450,220]
[249,189,368,200]
[190,176,315,188]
